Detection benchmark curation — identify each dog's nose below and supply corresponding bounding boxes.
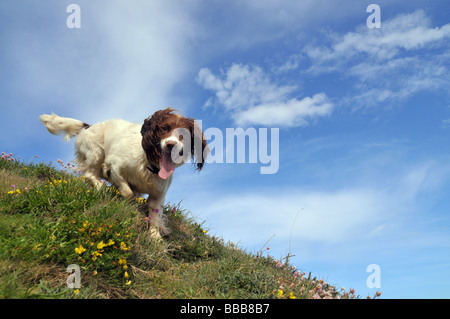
[165,141,177,152]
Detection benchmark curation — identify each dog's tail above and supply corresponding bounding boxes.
[39,113,90,141]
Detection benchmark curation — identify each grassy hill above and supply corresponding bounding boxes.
[0,152,370,299]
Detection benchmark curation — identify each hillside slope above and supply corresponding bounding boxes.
[0,153,367,299]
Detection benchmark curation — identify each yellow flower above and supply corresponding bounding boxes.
[202,230,207,234]
[82,221,89,228]
[107,239,115,246]
[75,244,86,255]
[123,265,128,270]
[124,271,129,279]
[92,251,102,262]
[277,289,284,298]
[16,189,21,194]
[119,257,127,265]
[289,291,297,299]
[120,242,130,251]
[7,191,14,195]
[74,289,80,295]
[97,241,107,250]
[125,280,132,286]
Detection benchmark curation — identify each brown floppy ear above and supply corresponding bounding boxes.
[141,111,164,165]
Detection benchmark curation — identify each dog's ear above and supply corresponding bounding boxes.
[141,112,163,165]
[189,119,209,171]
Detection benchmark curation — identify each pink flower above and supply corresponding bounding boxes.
[11,184,15,189]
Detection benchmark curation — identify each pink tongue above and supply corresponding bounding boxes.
[158,152,175,180]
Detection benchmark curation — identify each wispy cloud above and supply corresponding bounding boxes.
[305,10,450,67]
[197,64,333,127]
[2,1,200,123]
[301,10,450,110]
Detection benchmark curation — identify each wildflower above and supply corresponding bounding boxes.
[75,245,86,255]
[92,251,102,261]
[107,239,115,246]
[202,230,207,234]
[97,241,107,250]
[125,280,132,286]
[376,291,381,297]
[312,293,320,299]
[16,189,21,194]
[119,257,127,265]
[124,271,129,279]
[7,191,14,195]
[277,289,284,298]
[74,289,80,295]
[11,184,15,189]
[120,242,130,251]
[123,264,128,270]
[289,292,297,299]
[93,270,98,276]
[83,221,89,228]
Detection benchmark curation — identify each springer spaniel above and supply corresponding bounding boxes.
[39,108,209,238]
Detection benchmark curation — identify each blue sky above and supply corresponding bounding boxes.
[1,1,450,298]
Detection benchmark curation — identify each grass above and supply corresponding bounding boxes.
[0,152,378,299]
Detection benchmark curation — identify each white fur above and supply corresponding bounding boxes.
[39,114,185,238]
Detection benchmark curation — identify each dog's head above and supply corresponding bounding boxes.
[141,108,209,180]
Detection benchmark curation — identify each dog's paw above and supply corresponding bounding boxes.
[149,226,162,240]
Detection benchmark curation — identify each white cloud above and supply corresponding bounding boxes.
[232,93,333,127]
[306,10,450,65]
[301,10,450,110]
[195,189,377,247]
[197,64,333,127]
[4,1,200,123]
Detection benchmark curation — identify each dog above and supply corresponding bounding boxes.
[39,108,209,238]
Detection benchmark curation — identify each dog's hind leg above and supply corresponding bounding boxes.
[108,167,133,197]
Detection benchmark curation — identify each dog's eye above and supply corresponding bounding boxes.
[178,135,183,141]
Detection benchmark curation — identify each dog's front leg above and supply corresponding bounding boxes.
[147,197,168,239]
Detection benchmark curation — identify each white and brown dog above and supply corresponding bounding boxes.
[39,108,209,238]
